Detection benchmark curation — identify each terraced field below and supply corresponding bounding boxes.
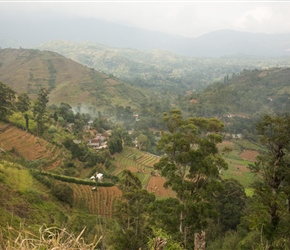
[112,148,158,176]
[112,147,175,197]
[0,124,63,170]
[70,183,122,216]
[112,141,260,198]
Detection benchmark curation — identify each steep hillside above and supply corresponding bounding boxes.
[190,67,290,117]
[0,48,149,109]
[0,160,122,242]
[0,122,123,236]
[0,161,70,231]
[0,123,63,170]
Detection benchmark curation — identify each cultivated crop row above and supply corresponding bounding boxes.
[70,183,122,217]
[0,125,62,170]
[136,153,160,167]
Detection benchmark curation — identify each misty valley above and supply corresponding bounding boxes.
[1,33,290,249]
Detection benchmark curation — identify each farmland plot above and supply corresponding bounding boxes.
[0,124,63,170]
[112,147,162,190]
[113,147,160,174]
[70,183,122,217]
[146,175,175,198]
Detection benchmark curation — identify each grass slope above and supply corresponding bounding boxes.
[0,160,122,245]
[0,161,69,231]
[0,121,122,233]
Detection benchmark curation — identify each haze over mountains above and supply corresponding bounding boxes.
[1,18,290,57]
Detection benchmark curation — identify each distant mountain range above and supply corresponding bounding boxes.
[184,29,290,57]
[1,17,290,57]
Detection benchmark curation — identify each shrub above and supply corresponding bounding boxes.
[51,183,74,207]
[48,125,57,133]
[30,170,52,188]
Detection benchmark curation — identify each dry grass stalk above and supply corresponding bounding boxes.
[0,225,101,250]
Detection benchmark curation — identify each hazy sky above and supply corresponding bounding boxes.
[1,1,290,38]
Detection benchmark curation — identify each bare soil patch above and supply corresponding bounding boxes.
[240,150,259,162]
[258,71,268,77]
[218,140,234,151]
[106,78,120,85]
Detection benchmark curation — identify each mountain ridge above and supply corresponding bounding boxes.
[1,15,290,57]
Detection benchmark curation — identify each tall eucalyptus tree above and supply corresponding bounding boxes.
[155,109,228,248]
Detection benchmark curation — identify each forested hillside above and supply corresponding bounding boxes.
[197,67,290,116]
[37,40,290,94]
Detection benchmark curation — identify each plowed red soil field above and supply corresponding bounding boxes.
[239,150,259,162]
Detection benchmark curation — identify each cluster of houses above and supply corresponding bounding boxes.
[72,121,111,151]
[84,121,111,150]
[86,133,109,150]
[73,132,109,150]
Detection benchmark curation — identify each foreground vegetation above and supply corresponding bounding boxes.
[1,60,290,249]
[0,225,101,250]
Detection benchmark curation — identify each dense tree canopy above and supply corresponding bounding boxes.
[247,114,290,249]
[16,92,30,130]
[0,82,16,120]
[32,88,49,136]
[111,170,155,249]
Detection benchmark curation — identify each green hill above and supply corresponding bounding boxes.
[0,48,150,111]
[190,67,290,118]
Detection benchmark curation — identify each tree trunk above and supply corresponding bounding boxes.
[194,231,206,250]
[179,210,183,233]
